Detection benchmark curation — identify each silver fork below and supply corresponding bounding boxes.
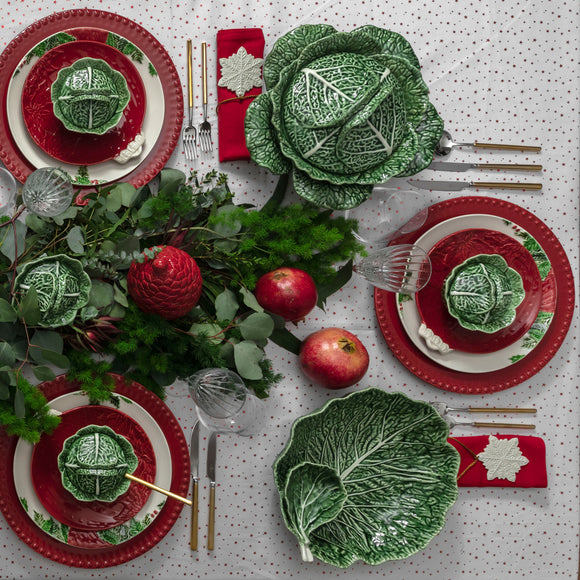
[198,42,213,153]
[430,402,537,416]
[182,39,197,161]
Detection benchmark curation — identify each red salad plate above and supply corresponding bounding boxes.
[22,40,146,166]
[375,196,574,394]
[32,405,155,532]
[416,228,542,354]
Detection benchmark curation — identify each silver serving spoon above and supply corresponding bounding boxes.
[435,130,542,157]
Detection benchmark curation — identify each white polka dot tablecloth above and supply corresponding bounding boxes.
[0,1,578,579]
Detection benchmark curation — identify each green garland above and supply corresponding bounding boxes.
[0,169,364,442]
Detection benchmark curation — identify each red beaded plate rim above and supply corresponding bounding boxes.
[0,9,183,188]
[375,196,575,394]
[0,374,190,568]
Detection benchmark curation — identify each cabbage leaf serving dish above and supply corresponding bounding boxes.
[273,389,459,567]
[245,25,443,210]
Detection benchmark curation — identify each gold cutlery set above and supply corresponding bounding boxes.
[183,40,214,160]
[430,402,537,430]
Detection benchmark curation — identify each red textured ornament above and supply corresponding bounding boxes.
[127,246,203,320]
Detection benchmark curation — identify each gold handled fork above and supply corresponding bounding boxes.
[182,39,197,161]
[199,42,213,153]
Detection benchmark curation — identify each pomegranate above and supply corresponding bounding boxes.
[299,327,369,389]
[254,267,318,321]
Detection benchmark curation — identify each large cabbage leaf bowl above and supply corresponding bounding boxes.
[273,388,460,567]
[245,25,444,210]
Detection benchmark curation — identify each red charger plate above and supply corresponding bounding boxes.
[375,196,575,394]
[32,405,155,532]
[0,9,183,188]
[22,40,146,166]
[0,374,190,568]
[415,228,542,354]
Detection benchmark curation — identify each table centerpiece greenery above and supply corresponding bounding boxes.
[0,168,364,442]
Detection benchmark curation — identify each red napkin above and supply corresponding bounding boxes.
[216,28,265,162]
[449,435,547,488]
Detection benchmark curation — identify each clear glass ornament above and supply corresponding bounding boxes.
[22,167,74,218]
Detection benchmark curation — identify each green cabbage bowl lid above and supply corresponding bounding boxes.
[443,253,526,333]
[273,388,459,567]
[51,57,130,135]
[57,424,138,502]
[12,254,92,328]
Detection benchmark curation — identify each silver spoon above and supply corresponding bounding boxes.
[435,130,542,157]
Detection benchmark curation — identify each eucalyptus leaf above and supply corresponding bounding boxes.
[159,168,187,191]
[114,285,129,308]
[18,286,42,326]
[112,182,138,207]
[29,330,64,364]
[0,298,17,323]
[79,305,99,322]
[0,342,16,366]
[88,280,115,310]
[233,340,264,380]
[105,189,123,212]
[239,312,275,341]
[39,349,69,369]
[215,289,239,321]
[25,214,50,235]
[0,366,17,385]
[282,462,347,563]
[0,219,27,262]
[189,323,223,345]
[273,389,460,567]
[240,287,264,313]
[52,205,79,225]
[66,225,85,254]
[32,365,56,382]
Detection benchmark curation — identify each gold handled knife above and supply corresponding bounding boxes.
[190,421,200,550]
[429,161,542,172]
[408,179,542,192]
[206,431,217,551]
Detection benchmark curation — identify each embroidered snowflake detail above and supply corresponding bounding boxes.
[477,435,529,482]
[218,47,263,97]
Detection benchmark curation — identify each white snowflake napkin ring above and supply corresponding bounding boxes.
[218,46,264,98]
[477,435,530,482]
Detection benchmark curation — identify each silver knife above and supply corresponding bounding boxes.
[429,161,542,172]
[408,179,543,192]
[206,431,217,551]
[189,421,200,551]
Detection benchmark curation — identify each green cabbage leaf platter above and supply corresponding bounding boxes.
[273,388,460,567]
[245,25,444,210]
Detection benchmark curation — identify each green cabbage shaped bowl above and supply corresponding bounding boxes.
[13,254,92,328]
[273,388,460,567]
[245,25,444,210]
[443,253,526,333]
[58,424,138,502]
[51,57,130,135]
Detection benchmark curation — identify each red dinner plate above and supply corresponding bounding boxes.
[0,374,189,568]
[0,9,183,188]
[415,228,542,354]
[22,40,146,166]
[32,405,155,532]
[375,196,575,394]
